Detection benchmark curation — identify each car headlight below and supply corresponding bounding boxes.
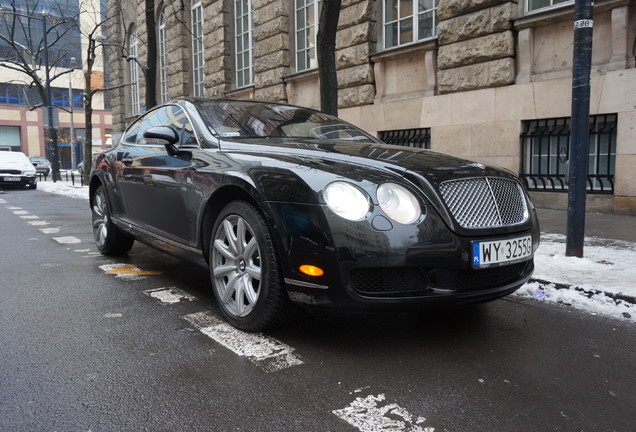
[324,181,369,221]
[24,168,36,176]
[377,183,421,224]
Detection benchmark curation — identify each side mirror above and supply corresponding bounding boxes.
[143,126,179,145]
[143,126,183,156]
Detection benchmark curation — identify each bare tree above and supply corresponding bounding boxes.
[0,0,80,180]
[316,0,341,116]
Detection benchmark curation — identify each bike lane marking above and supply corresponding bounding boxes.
[333,393,436,432]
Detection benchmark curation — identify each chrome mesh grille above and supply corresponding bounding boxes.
[439,177,529,229]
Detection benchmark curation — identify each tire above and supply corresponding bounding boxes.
[210,201,288,332]
[92,185,134,255]
[30,182,37,190]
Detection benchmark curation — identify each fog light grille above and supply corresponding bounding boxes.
[350,268,430,296]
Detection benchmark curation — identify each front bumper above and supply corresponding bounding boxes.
[265,201,539,309]
[0,174,37,188]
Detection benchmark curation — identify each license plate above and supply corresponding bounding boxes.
[3,177,21,182]
[472,235,533,268]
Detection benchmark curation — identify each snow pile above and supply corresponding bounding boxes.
[38,178,89,200]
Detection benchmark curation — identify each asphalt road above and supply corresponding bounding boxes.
[1,187,635,432]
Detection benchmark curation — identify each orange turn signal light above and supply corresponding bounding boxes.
[299,265,324,277]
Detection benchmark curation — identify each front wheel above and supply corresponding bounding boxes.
[92,185,134,255]
[210,201,288,332]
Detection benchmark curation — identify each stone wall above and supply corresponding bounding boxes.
[252,0,289,101]
[436,0,516,94]
[336,0,376,107]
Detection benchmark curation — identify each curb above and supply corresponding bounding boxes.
[530,278,636,305]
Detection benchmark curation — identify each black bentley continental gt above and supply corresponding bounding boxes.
[89,99,539,331]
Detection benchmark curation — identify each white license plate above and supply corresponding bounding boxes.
[472,235,533,267]
[3,177,21,182]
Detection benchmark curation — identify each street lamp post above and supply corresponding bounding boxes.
[40,11,61,181]
[68,56,77,170]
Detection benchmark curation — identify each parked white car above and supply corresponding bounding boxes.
[0,151,37,189]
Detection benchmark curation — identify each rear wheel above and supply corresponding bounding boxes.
[210,201,288,331]
[92,185,134,255]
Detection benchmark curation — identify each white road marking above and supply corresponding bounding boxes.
[39,227,60,234]
[0,199,7,204]
[12,210,29,215]
[5,205,20,209]
[144,287,197,304]
[182,311,304,373]
[53,236,81,244]
[333,394,435,432]
[75,249,91,252]
[28,221,49,226]
[20,215,39,219]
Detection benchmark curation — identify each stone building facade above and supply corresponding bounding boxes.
[106,0,636,213]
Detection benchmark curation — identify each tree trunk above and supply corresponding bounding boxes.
[317,0,341,116]
[83,68,93,185]
[145,0,157,109]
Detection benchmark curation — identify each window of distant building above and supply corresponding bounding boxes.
[383,0,438,50]
[158,8,169,103]
[295,0,320,72]
[191,0,205,97]
[526,0,572,13]
[235,0,253,88]
[129,33,141,116]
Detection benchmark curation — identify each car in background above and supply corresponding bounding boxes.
[29,156,51,176]
[1,152,37,189]
[89,98,539,331]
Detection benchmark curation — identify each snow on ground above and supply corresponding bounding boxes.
[36,179,636,324]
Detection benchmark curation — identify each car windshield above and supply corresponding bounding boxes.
[30,157,47,162]
[195,100,377,143]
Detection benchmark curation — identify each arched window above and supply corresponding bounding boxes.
[191,0,205,97]
[158,8,169,102]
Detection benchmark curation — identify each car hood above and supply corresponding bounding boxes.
[219,138,515,184]
[0,160,34,171]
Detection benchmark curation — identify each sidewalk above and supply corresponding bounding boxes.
[536,208,636,243]
[516,207,636,320]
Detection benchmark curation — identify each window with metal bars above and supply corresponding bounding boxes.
[378,128,431,149]
[520,114,617,194]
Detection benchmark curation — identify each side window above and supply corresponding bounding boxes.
[135,108,168,145]
[123,120,142,144]
[161,105,199,147]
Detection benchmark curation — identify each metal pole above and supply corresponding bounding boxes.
[565,0,594,258]
[41,11,60,181]
[69,57,76,169]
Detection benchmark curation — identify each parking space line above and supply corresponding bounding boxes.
[333,394,435,432]
[28,220,49,226]
[53,236,82,244]
[144,287,197,304]
[39,227,61,234]
[182,311,304,373]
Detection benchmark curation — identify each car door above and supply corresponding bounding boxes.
[116,105,194,243]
